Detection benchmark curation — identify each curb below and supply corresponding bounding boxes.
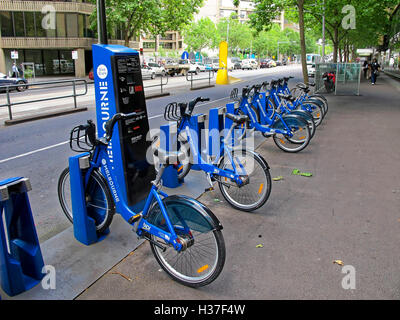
[4,107,88,126]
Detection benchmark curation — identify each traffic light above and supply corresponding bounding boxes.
[139,48,143,55]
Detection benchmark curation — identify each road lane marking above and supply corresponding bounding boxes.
[0,140,70,164]
[0,68,302,164]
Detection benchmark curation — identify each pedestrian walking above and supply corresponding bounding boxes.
[11,63,19,78]
[370,58,380,85]
[363,59,369,79]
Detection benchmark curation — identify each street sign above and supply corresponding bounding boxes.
[11,51,18,60]
[181,51,189,60]
[72,50,78,60]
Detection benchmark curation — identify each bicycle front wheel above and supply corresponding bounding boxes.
[218,149,272,211]
[272,115,311,153]
[57,167,114,234]
[147,196,225,287]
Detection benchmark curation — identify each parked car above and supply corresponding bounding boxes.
[147,62,166,76]
[189,61,206,74]
[241,59,258,70]
[0,72,28,92]
[260,59,270,68]
[267,59,277,68]
[233,60,242,69]
[141,65,156,79]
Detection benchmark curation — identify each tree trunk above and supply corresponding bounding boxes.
[298,0,308,83]
[333,27,339,63]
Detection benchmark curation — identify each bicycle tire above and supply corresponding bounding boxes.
[272,115,311,153]
[57,167,115,234]
[300,100,324,127]
[153,133,192,180]
[218,149,272,212]
[308,95,328,116]
[148,197,225,287]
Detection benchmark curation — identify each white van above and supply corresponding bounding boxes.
[241,59,258,70]
[306,54,321,77]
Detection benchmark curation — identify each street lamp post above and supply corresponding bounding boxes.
[97,0,108,44]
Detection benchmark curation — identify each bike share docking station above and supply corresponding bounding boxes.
[0,177,45,296]
[69,44,156,245]
[160,101,241,190]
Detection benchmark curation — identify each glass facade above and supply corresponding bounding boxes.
[4,49,76,76]
[0,11,92,38]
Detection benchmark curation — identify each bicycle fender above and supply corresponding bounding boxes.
[306,98,324,108]
[244,149,270,170]
[272,114,306,130]
[308,94,327,103]
[289,110,313,123]
[161,195,223,232]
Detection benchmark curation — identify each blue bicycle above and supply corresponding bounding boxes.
[232,85,312,153]
[58,112,226,287]
[154,97,272,212]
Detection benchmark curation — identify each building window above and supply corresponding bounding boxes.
[0,12,13,37]
[25,50,44,76]
[66,13,78,38]
[57,13,66,37]
[13,12,25,37]
[25,12,36,37]
[78,14,85,38]
[160,42,173,49]
[143,42,155,49]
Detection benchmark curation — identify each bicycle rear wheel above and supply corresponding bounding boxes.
[57,167,114,234]
[147,196,225,287]
[218,149,271,211]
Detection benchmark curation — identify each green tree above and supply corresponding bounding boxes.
[90,0,203,47]
[182,17,219,52]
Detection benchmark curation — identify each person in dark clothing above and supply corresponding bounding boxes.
[370,58,380,85]
[363,60,369,79]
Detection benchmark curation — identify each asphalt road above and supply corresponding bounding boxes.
[0,65,303,242]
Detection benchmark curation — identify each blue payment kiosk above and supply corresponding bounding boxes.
[92,44,155,211]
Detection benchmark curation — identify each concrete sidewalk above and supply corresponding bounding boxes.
[1,72,399,300]
[75,74,400,300]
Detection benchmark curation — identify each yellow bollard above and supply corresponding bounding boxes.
[216,41,241,85]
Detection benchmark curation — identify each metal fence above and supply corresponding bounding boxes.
[143,74,169,98]
[0,79,87,121]
[186,70,215,90]
[315,63,361,95]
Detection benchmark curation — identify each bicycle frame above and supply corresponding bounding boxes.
[176,115,247,186]
[83,143,185,252]
[238,92,296,137]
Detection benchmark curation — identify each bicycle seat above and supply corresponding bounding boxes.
[154,150,185,165]
[277,93,296,102]
[226,113,249,124]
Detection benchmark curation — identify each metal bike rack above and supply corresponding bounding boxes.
[0,177,45,296]
[159,122,183,188]
[68,153,110,245]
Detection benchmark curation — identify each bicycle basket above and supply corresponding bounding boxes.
[164,102,183,122]
[69,121,96,152]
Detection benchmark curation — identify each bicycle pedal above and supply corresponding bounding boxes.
[128,213,142,224]
[205,187,214,192]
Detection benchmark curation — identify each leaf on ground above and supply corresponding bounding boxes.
[292,169,312,177]
[333,260,344,266]
[256,244,264,248]
[109,271,132,282]
[272,176,284,181]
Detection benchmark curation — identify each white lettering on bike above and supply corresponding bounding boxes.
[102,162,120,203]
